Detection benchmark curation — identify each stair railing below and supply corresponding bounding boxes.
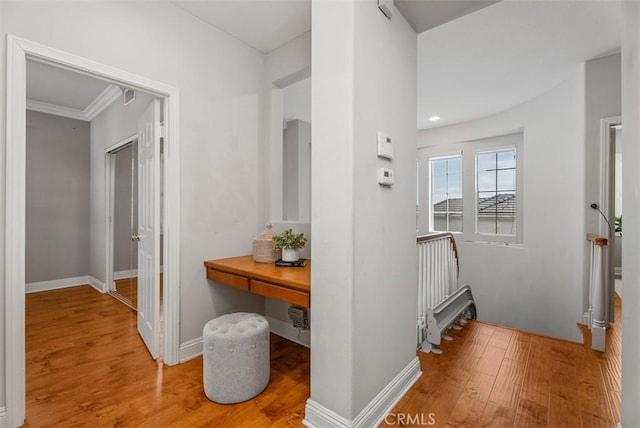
[417,233,476,353]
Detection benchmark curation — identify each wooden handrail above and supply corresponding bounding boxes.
[586,233,608,246]
[417,232,459,274]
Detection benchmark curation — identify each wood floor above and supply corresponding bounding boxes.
[25,285,310,427]
[25,286,621,427]
[384,296,622,428]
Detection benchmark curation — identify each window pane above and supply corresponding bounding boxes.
[477,171,496,192]
[497,170,516,192]
[447,157,462,174]
[430,155,463,233]
[497,150,516,169]
[477,153,495,173]
[432,174,446,195]
[476,150,516,236]
[432,159,446,176]
[448,173,463,194]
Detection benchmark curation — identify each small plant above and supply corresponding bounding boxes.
[272,229,307,250]
[615,215,622,233]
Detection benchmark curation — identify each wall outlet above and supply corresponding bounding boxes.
[288,305,309,330]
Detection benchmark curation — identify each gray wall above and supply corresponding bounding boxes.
[25,111,90,283]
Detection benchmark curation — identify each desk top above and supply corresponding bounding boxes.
[204,255,310,293]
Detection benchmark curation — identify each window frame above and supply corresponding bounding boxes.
[418,132,524,245]
[429,153,464,234]
[475,147,518,239]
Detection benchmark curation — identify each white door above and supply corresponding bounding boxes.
[137,99,161,359]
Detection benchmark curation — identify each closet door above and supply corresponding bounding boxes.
[136,99,161,359]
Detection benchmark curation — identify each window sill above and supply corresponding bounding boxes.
[461,240,524,249]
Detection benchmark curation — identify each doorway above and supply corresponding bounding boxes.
[5,35,181,427]
[107,138,140,309]
[600,116,622,325]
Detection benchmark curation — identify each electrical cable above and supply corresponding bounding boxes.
[590,203,613,236]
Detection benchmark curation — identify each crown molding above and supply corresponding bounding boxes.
[26,84,122,121]
[85,84,122,120]
[26,99,86,121]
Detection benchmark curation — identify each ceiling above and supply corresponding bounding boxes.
[395,0,500,33]
[171,0,312,54]
[26,60,122,122]
[28,1,623,132]
[417,0,623,129]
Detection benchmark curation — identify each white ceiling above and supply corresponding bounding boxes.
[395,0,500,33]
[171,0,312,54]
[26,60,122,121]
[27,60,110,110]
[417,0,623,129]
[27,1,623,132]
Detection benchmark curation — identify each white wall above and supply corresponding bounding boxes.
[25,111,90,283]
[0,0,6,411]
[584,54,621,235]
[1,2,267,411]
[263,32,313,345]
[90,91,155,283]
[621,2,640,425]
[265,31,312,225]
[418,67,586,343]
[308,0,417,423]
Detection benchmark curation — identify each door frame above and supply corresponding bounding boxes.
[105,134,139,296]
[599,115,622,324]
[5,35,181,427]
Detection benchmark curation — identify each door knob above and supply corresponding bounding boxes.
[131,233,141,241]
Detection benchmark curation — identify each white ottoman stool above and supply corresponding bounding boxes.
[203,312,270,403]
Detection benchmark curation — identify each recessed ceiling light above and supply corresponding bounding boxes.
[429,115,441,122]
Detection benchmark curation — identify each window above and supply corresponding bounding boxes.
[431,156,463,232]
[419,132,523,244]
[476,149,517,236]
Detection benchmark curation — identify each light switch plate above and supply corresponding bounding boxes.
[378,167,394,186]
[377,131,394,160]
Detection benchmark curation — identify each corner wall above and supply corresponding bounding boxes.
[417,67,587,342]
[25,111,90,284]
[307,1,418,424]
[621,2,640,425]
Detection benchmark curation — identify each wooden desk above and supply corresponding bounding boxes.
[204,255,310,308]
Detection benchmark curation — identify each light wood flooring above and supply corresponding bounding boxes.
[25,285,309,427]
[25,286,621,427]
[384,296,622,428]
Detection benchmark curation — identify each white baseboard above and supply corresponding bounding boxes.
[266,315,310,348]
[0,406,6,428]
[179,336,203,363]
[26,275,91,294]
[88,276,107,293]
[303,356,422,428]
[113,269,138,280]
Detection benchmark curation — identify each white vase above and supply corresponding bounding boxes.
[282,248,300,262]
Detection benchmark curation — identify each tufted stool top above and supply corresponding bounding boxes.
[203,312,269,344]
[202,312,270,404]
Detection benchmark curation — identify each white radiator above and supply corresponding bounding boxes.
[416,233,475,353]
